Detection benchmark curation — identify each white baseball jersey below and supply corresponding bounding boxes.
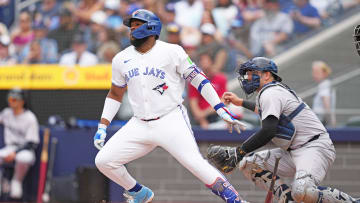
[0,108,40,146]
[256,85,329,149]
[112,40,192,120]
[96,40,228,191]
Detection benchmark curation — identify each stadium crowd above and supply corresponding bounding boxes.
[0,0,359,68]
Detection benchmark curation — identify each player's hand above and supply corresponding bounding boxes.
[222,92,242,106]
[94,124,107,150]
[216,107,246,134]
[207,145,246,174]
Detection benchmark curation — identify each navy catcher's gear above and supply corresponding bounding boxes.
[123,9,162,39]
[354,25,360,56]
[237,57,282,96]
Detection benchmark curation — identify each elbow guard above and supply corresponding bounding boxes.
[184,66,222,108]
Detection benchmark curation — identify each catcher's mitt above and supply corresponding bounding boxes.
[207,145,246,174]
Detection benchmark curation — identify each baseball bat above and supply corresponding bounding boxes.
[42,137,58,203]
[37,128,50,203]
[264,156,281,203]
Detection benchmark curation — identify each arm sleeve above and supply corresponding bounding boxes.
[241,115,279,153]
[242,100,256,111]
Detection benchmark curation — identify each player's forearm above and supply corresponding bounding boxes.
[240,115,278,153]
[185,67,223,109]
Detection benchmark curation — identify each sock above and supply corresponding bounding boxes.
[128,183,142,193]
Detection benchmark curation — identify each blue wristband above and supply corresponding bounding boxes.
[214,103,226,111]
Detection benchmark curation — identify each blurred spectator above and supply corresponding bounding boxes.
[11,11,35,57]
[212,0,239,37]
[312,60,336,127]
[227,19,253,59]
[249,0,293,57]
[86,10,107,53]
[97,42,120,64]
[188,53,227,129]
[290,0,321,35]
[48,8,80,54]
[174,0,204,28]
[0,35,16,65]
[159,3,177,41]
[59,33,98,66]
[0,88,40,200]
[309,0,342,20]
[224,20,253,73]
[96,28,120,63]
[180,27,201,59]
[67,0,105,25]
[34,0,60,30]
[0,0,15,28]
[23,40,44,64]
[241,0,265,24]
[164,23,182,45]
[196,23,228,73]
[0,22,9,36]
[104,0,123,30]
[19,23,58,64]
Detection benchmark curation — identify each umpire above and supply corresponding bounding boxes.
[0,88,39,200]
[207,57,360,203]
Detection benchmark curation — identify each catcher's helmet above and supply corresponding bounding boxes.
[354,25,360,56]
[237,57,282,96]
[123,9,162,39]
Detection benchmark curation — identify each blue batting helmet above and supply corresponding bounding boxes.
[123,9,162,39]
[237,57,282,96]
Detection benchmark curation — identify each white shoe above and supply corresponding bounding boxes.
[10,179,22,199]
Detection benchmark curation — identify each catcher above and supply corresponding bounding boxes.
[207,57,360,203]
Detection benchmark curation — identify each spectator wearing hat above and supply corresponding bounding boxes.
[59,33,98,66]
[104,0,123,30]
[163,23,182,45]
[48,8,80,54]
[85,10,108,53]
[290,0,321,35]
[249,0,293,57]
[19,22,58,63]
[0,35,16,65]
[196,23,228,73]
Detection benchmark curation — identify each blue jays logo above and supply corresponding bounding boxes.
[153,83,168,95]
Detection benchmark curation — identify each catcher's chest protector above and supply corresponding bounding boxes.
[257,82,306,150]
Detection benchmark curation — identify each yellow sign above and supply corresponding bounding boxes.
[0,65,112,89]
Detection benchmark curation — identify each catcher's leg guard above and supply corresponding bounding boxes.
[291,171,358,203]
[239,152,294,203]
[207,177,245,203]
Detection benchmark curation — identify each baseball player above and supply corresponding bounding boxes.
[0,88,40,199]
[93,9,248,203]
[207,57,360,203]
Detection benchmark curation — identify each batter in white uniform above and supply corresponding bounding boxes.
[0,88,39,199]
[93,9,247,203]
[210,57,359,203]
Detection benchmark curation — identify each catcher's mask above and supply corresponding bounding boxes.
[354,25,360,56]
[237,57,281,97]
